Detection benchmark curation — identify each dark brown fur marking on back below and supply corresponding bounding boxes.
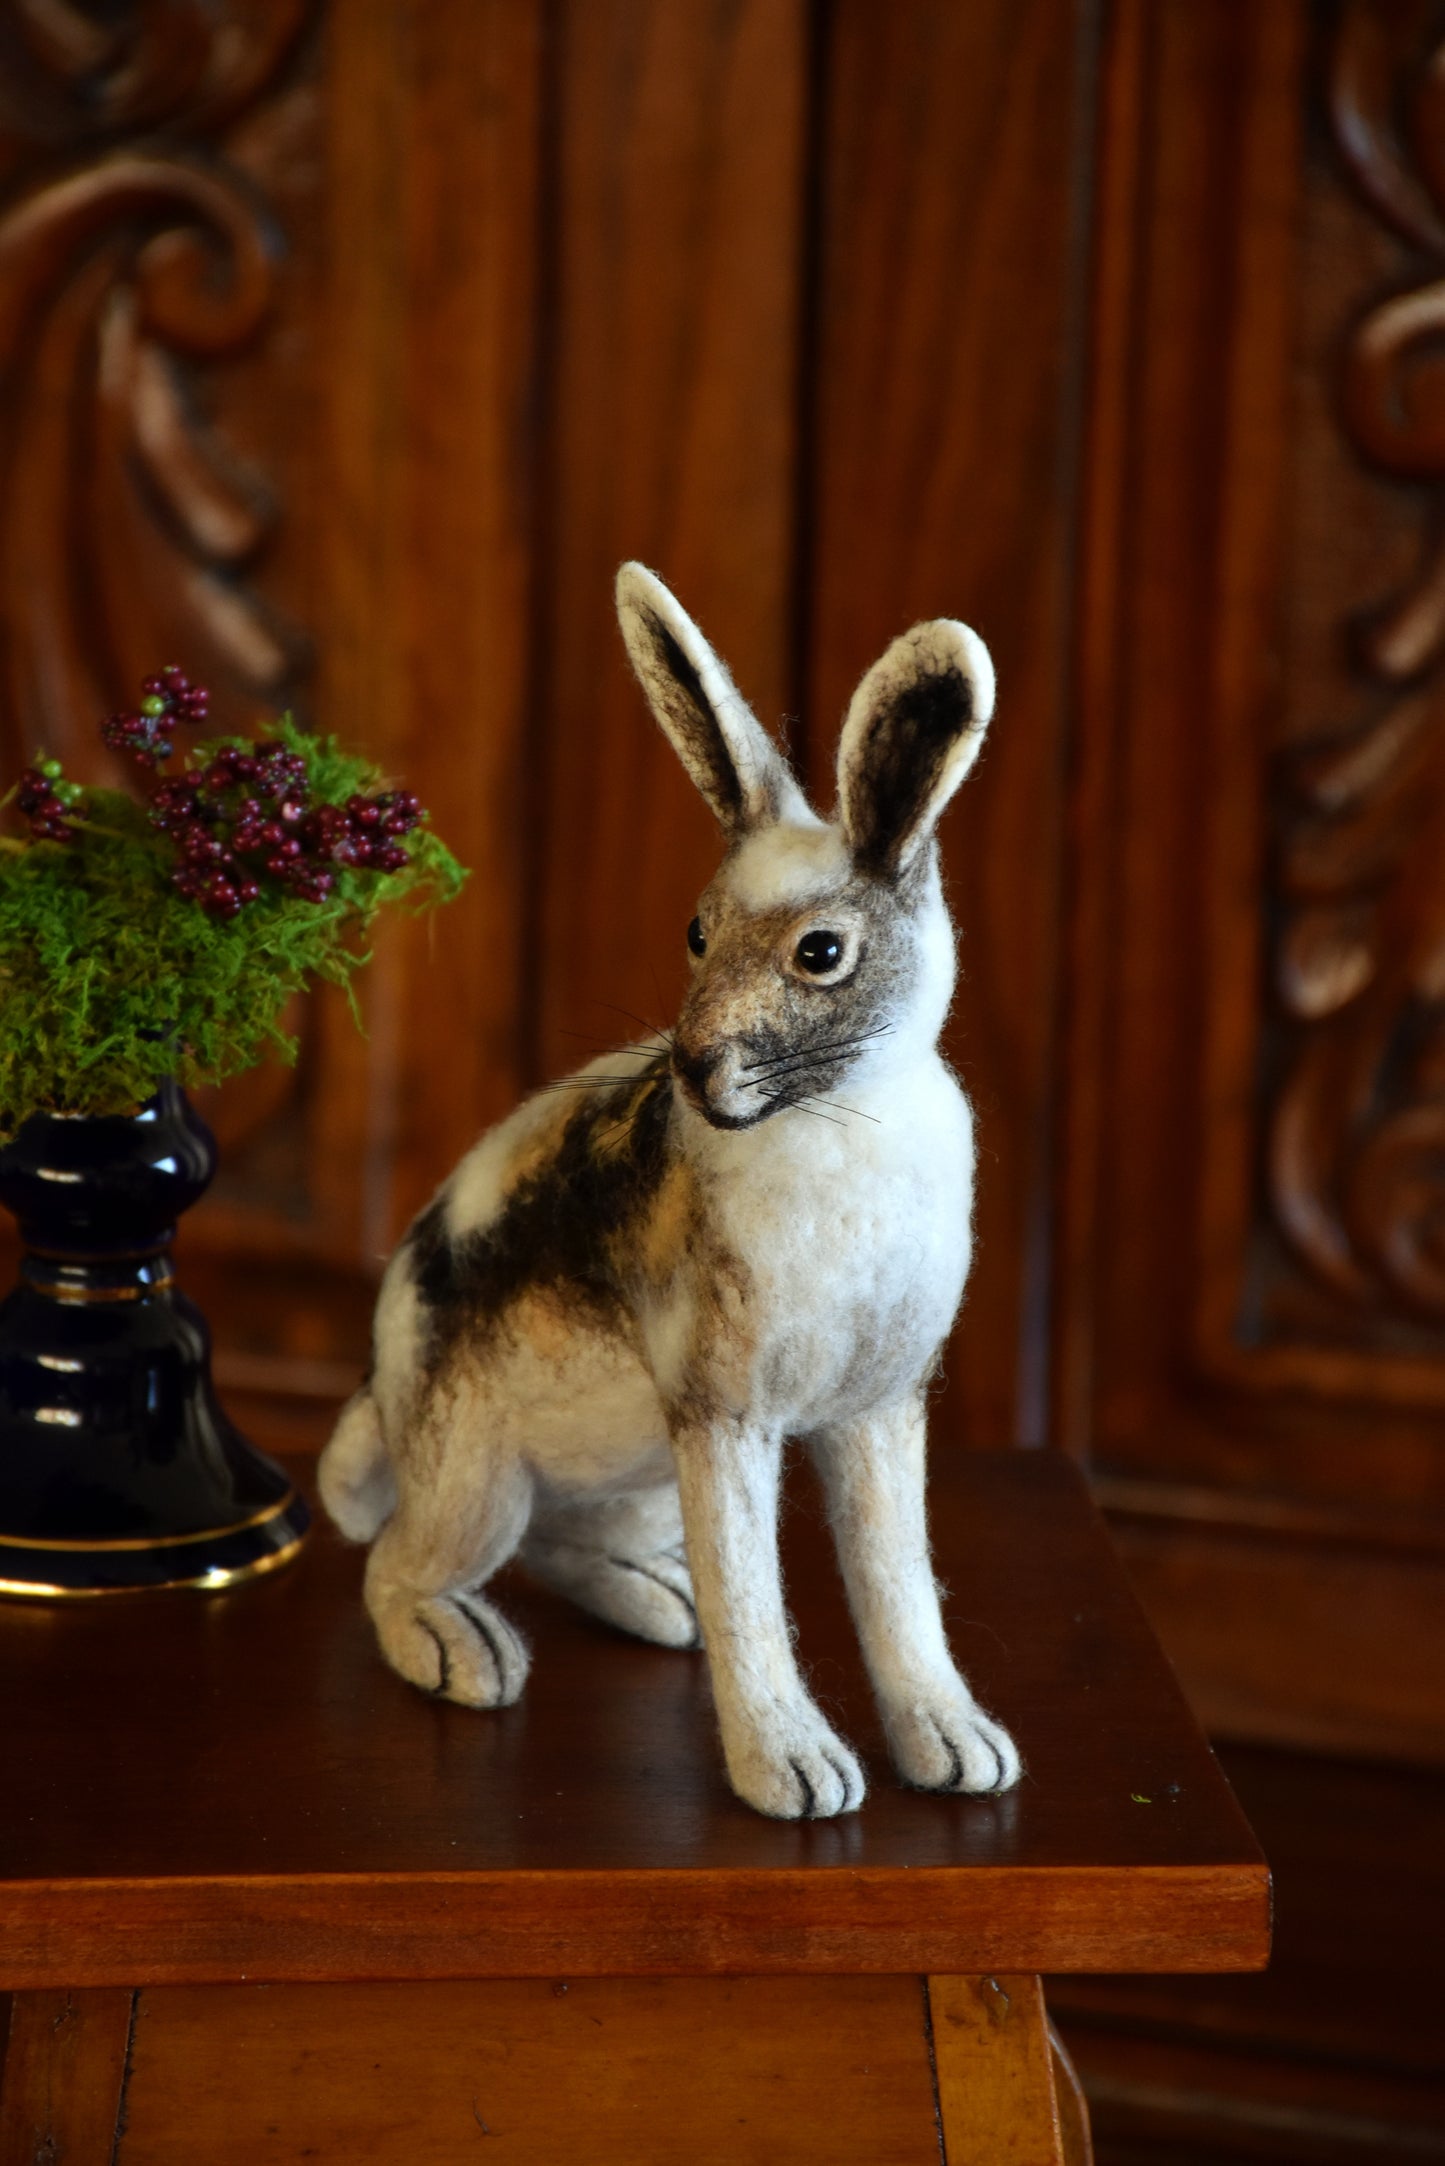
[410,1052,674,1369]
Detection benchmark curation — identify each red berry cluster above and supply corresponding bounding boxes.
[149,736,423,920]
[102,667,209,767]
[16,761,86,843]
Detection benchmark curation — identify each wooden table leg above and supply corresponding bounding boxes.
[1047,2015,1094,2166]
[0,1989,135,2166]
[927,1974,1094,2166]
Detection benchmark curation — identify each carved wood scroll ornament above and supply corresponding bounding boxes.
[0,0,309,773]
[1270,0,1445,1321]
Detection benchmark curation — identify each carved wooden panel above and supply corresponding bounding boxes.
[0,2,348,1407]
[1058,0,1445,1790]
[0,1,314,761]
[1259,2,1445,1367]
[0,4,325,1219]
[0,2,550,1436]
[1067,0,1445,1485]
[1185,0,1445,1418]
[1049,12,1445,2132]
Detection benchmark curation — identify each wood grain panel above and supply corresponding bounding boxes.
[117,1976,941,2165]
[1106,1514,1445,1769]
[533,0,808,1085]
[809,0,1097,1448]
[314,0,544,1248]
[0,1989,133,2166]
[1061,0,1300,1475]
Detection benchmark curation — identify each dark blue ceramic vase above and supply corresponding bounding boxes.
[0,1083,308,1597]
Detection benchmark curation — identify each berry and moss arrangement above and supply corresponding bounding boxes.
[0,670,466,1142]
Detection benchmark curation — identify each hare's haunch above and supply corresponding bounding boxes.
[319,564,1020,1820]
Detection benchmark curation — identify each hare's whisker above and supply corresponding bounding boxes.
[760,1091,846,1127]
[537,1074,654,1093]
[594,998,676,1047]
[742,1024,893,1072]
[742,1027,892,1081]
[806,1096,881,1125]
[648,963,674,1041]
[554,1028,666,1056]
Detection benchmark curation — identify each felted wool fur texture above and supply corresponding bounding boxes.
[319,564,1021,1820]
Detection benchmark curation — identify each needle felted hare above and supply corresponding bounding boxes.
[319,563,1021,1820]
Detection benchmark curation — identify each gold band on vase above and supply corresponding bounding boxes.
[0,1489,301,1552]
[0,1530,307,1599]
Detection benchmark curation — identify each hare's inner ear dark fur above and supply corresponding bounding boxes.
[615,561,809,835]
[836,620,994,879]
[630,600,747,828]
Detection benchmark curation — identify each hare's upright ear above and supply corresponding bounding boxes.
[836,620,994,879]
[616,563,810,835]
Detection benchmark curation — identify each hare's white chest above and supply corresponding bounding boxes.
[695,1058,975,1428]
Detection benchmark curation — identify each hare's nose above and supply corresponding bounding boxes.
[672,1044,720,1101]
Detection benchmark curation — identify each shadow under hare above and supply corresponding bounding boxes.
[319,562,1020,1820]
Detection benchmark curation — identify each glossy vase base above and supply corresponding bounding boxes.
[0,1255,312,1598]
[0,1492,310,1599]
[0,1089,310,1599]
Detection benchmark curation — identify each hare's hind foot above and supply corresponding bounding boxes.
[524,1535,701,1649]
[372,1586,530,1708]
[362,1455,534,1710]
[884,1687,1020,1796]
[523,1481,699,1649]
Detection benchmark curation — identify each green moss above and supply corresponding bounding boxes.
[0,718,466,1140]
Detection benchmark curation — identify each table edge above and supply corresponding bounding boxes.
[0,1858,1272,1987]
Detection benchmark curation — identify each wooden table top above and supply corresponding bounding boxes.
[0,1450,1269,1987]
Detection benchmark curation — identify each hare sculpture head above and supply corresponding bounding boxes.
[319,563,1020,1820]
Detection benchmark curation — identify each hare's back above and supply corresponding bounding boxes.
[390,1044,674,1377]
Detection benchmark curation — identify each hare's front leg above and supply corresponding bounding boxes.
[671,1416,865,1819]
[814,1397,1020,1796]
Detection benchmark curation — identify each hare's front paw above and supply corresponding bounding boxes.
[724,1707,866,1819]
[885,1690,1020,1796]
[378,1591,530,1709]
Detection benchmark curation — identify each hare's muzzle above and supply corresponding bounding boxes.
[671,1043,720,1111]
[671,1041,778,1131]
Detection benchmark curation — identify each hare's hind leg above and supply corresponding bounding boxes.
[523,1482,700,1650]
[318,1388,395,1541]
[363,1379,534,1709]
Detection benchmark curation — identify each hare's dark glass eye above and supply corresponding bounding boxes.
[687,915,707,958]
[795,930,843,975]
